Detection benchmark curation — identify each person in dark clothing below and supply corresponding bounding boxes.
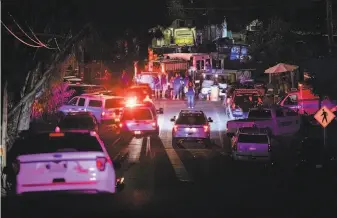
[120,70,129,89]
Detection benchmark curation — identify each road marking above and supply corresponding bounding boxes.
[158,107,193,182]
[213,106,224,148]
[127,137,143,163]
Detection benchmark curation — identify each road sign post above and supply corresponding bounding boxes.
[314,106,335,147]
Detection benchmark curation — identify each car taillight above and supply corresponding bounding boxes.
[101,112,105,117]
[152,122,157,127]
[55,126,60,132]
[173,125,178,132]
[119,122,123,128]
[96,157,109,171]
[203,125,209,132]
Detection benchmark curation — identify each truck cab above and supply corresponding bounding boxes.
[278,88,336,115]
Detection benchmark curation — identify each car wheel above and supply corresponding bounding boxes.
[172,137,177,147]
[203,138,212,148]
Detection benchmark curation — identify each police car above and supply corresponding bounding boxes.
[231,127,271,162]
[118,101,163,137]
[171,110,213,147]
[15,131,124,194]
[58,94,125,124]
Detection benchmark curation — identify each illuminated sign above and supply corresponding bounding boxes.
[173,28,195,46]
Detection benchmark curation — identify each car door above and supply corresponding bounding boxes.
[274,108,286,135]
[59,97,79,113]
[86,99,103,123]
[284,108,300,134]
[77,97,87,111]
[282,94,300,112]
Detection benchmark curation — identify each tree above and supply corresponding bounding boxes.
[5,24,95,149]
[248,17,297,67]
[167,0,186,20]
[305,56,337,106]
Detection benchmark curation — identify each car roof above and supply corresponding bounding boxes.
[179,110,204,115]
[238,127,270,135]
[78,94,124,100]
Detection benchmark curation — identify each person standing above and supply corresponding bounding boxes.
[154,75,161,99]
[120,70,129,89]
[182,73,189,99]
[173,73,181,100]
[186,81,195,108]
[160,73,168,99]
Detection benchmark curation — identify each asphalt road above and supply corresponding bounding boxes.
[3,100,337,218]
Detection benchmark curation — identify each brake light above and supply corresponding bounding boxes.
[173,125,178,132]
[203,125,209,132]
[96,157,108,171]
[55,126,60,132]
[101,112,105,117]
[152,122,157,127]
[119,123,123,128]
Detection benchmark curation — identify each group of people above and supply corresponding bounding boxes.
[120,70,196,108]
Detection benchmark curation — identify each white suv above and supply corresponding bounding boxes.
[58,94,124,124]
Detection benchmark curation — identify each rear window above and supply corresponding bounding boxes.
[122,108,153,120]
[18,134,102,155]
[238,134,269,144]
[59,116,95,129]
[105,99,125,109]
[248,110,272,119]
[176,114,206,125]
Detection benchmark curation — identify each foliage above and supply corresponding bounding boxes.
[31,82,74,119]
[248,17,297,66]
[167,0,185,20]
[304,57,337,100]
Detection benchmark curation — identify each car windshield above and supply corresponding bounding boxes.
[105,99,125,108]
[122,108,153,120]
[248,110,272,119]
[59,116,95,129]
[238,134,269,143]
[17,134,102,155]
[176,114,206,125]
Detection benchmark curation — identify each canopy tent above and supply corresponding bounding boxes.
[265,63,298,74]
[265,63,299,88]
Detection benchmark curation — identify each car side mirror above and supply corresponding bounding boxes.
[113,161,122,170]
[170,116,176,122]
[208,117,213,122]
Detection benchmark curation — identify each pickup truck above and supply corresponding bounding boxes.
[226,106,301,137]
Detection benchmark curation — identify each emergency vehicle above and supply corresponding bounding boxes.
[277,86,337,115]
[227,89,264,119]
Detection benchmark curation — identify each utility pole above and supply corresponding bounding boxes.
[326,0,334,48]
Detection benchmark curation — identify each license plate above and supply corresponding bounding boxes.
[134,131,141,134]
[49,163,67,172]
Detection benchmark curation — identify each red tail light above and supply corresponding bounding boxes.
[119,122,123,128]
[152,122,157,127]
[203,125,209,132]
[96,157,108,171]
[101,112,105,117]
[173,125,178,132]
